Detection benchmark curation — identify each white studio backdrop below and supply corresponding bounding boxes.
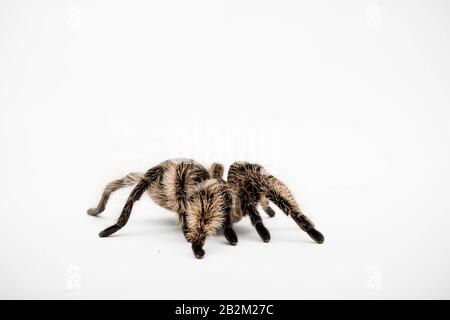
[1,0,450,299]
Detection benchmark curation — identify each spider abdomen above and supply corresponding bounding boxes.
[146,159,210,218]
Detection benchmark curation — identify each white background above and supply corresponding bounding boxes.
[1,0,450,299]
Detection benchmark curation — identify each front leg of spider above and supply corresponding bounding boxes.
[224,227,238,246]
[191,242,205,259]
[264,177,325,244]
[247,203,271,242]
[227,162,325,245]
[222,193,238,245]
[223,214,238,246]
[180,213,190,241]
[239,187,271,243]
[291,214,324,244]
[260,195,276,217]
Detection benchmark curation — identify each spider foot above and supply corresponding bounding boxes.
[255,222,271,242]
[307,228,324,244]
[264,207,276,217]
[192,243,205,259]
[87,208,100,216]
[99,224,121,237]
[224,227,238,245]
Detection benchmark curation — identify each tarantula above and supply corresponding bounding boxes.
[88,159,324,259]
[87,158,237,258]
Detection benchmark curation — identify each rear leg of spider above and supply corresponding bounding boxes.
[87,172,144,216]
[98,166,161,238]
[98,182,147,237]
[99,224,122,237]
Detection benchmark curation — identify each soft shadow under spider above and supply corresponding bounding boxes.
[99,232,139,238]
[145,217,177,227]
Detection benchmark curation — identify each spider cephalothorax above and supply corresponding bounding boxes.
[184,179,232,250]
[226,162,325,244]
[87,159,237,258]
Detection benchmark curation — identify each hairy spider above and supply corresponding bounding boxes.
[88,159,324,259]
[87,158,238,259]
[226,162,325,244]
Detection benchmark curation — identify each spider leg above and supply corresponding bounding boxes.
[234,184,271,242]
[192,243,205,259]
[242,198,270,242]
[221,191,238,245]
[264,176,324,244]
[87,172,144,216]
[173,162,209,242]
[292,215,324,244]
[98,166,163,237]
[223,212,238,245]
[180,212,190,241]
[208,163,224,179]
[259,195,276,217]
[210,164,239,244]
